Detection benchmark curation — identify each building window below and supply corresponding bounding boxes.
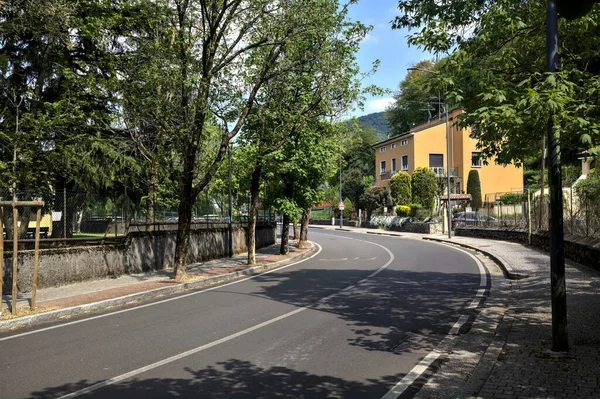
[391,158,396,173]
[401,155,408,170]
[472,152,482,167]
[391,143,396,149]
[401,139,409,146]
[428,154,444,168]
[380,161,386,175]
[380,146,386,153]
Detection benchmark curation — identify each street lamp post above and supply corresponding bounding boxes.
[228,144,233,258]
[408,67,452,239]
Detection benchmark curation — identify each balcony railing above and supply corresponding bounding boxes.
[429,167,458,177]
[379,171,391,180]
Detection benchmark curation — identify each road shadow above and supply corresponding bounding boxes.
[29,358,401,399]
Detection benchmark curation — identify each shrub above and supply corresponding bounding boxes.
[409,203,423,217]
[411,167,437,211]
[359,186,389,218]
[395,205,410,216]
[498,192,524,205]
[342,197,354,218]
[467,170,482,209]
[389,171,411,206]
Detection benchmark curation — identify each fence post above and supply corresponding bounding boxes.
[12,204,18,315]
[31,205,41,310]
[0,207,3,316]
[528,189,532,245]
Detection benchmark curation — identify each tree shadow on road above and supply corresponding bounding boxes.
[28,358,401,399]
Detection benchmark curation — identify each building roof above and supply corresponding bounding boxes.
[372,108,464,148]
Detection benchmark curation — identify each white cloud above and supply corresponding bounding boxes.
[367,98,396,113]
[363,33,380,44]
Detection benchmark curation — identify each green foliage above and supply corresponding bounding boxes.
[411,167,437,211]
[498,193,524,205]
[359,186,388,217]
[395,205,411,216]
[389,171,412,205]
[467,170,483,209]
[575,169,600,235]
[343,197,354,218]
[409,203,423,217]
[350,112,390,140]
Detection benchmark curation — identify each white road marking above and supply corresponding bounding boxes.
[468,298,481,309]
[424,240,488,287]
[57,234,397,398]
[380,350,442,399]
[0,243,325,342]
[318,258,348,261]
[476,288,486,297]
[449,315,470,335]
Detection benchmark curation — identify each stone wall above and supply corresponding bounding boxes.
[2,223,277,293]
[309,219,360,227]
[455,227,600,271]
[362,221,443,234]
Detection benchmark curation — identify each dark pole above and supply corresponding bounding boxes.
[446,104,451,239]
[228,144,233,258]
[546,0,568,352]
[339,152,343,228]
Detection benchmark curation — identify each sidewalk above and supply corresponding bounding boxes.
[1,241,314,327]
[312,224,600,398]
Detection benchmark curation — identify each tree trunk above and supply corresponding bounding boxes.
[146,155,159,232]
[173,171,194,280]
[299,208,311,248]
[247,163,262,265]
[539,137,546,230]
[292,218,299,240]
[280,213,290,255]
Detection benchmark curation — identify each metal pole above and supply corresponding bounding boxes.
[446,105,452,239]
[63,187,67,239]
[339,152,343,229]
[228,144,233,257]
[547,0,568,352]
[528,189,532,245]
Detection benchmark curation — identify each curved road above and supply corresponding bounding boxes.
[0,229,487,398]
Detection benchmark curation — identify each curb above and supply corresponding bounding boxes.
[0,243,318,333]
[366,231,403,237]
[422,237,529,280]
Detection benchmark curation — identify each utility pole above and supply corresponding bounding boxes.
[339,152,343,229]
[546,0,568,352]
[228,144,233,258]
[445,104,452,239]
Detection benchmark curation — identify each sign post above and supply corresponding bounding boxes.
[338,200,345,229]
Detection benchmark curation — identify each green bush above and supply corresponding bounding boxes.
[411,167,437,211]
[395,205,411,217]
[359,186,389,218]
[467,170,482,209]
[498,192,524,205]
[409,203,422,217]
[389,171,411,206]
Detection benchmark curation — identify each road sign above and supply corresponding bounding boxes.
[338,201,345,210]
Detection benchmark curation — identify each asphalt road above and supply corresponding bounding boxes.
[0,229,486,399]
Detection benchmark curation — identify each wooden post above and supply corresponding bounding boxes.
[0,207,4,316]
[31,206,42,310]
[12,205,18,315]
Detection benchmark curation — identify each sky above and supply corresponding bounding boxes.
[346,0,432,117]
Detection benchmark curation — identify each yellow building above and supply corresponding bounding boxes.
[374,109,523,201]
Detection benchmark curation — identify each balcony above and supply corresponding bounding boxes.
[379,171,391,180]
[429,167,458,177]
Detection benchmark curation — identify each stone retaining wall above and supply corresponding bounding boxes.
[2,223,277,292]
[309,219,360,227]
[362,221,443,234]
[455,227,600,271]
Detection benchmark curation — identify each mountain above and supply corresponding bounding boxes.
[353,112,390,141]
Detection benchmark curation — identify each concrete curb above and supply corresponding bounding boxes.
[422,237,530,280]
[0,243,318,333]
[366,231,403,237]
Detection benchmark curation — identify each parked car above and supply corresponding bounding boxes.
[452,212,499,229]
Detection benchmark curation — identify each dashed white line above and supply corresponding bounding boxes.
[476,288,486,297]
[381,350,443,399]
[468,298,481,309]
[449,315,470,335]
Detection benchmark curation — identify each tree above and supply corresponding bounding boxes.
[411,167,437,211]
[385,59,442,136]
[467,170,482,210]
[359,186,388,219]
[389,171,412,205]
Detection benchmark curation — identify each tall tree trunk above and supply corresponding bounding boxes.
[173,169,195,280]
[280,213,290,255]
[299,208,310,248]
[247,163,262,265]
[292,218,299,240]
[146,155,159,232]
[539,137,546,230]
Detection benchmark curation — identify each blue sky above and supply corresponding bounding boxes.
[346,0,432,117]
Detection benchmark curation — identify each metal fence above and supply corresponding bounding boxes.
[0,189,274,242]
[452,188,600,239]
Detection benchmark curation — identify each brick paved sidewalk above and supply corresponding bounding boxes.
[1,241,309,318]
[431,236,600,399]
